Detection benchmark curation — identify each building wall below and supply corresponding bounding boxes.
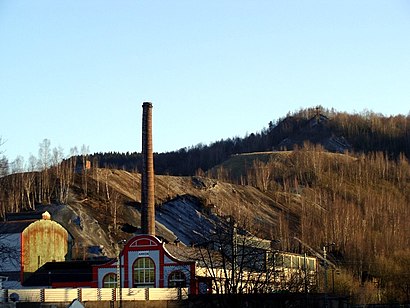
[96,261,120,288]
[22,220,69,275]
[94,235,196,293]
[163,265,191,286]
[0,233,21,272]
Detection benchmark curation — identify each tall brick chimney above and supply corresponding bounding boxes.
[141,102,155,235]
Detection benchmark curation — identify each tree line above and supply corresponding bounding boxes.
[3,107,407,177]
[87,107,410,175]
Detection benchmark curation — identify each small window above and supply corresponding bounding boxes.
[168,270,186,288]
[283,255,292,268]
[274,254,283,267]
[300,256,306,270]
[103,273,117,288]
[291,256,299,269]
[308,259,315,271]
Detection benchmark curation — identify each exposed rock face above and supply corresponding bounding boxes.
[277,114,352,153]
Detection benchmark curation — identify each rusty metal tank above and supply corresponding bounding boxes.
[21,212,70,276]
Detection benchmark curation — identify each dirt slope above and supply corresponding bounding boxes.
[37,167,295,258]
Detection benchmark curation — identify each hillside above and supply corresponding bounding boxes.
[1,148,410,302]
[28,168,293,257]
[209,148,410,303]
[1,107,410,303]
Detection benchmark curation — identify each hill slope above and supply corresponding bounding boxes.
[1,148,409,302]
[1,106,409,302]
[17,168,294,257]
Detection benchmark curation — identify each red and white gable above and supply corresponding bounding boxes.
[93,235,197,293]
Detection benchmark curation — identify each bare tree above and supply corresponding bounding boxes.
[51,146,66,203]
[38,138,52,170]
[0,137,8,177]
[37,139,52,204]
[10,156,24,174]
[0,137,8,219]
[0,232,20,272]
[81,144,90,195]
[110,191,122,232]
[192,217,312,296]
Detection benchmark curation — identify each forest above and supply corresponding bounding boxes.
[0,107,409,303]
[224,145,410,303]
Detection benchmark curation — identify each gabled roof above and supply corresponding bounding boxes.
[5,212,44,221]
[0,220,36,234]
[164,243,198,263]
[164,243,223,268]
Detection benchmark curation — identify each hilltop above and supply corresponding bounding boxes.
[88,107,410,175]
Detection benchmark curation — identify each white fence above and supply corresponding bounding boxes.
[6,287,188,303]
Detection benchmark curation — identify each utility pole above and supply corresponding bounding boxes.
[293,237,337,307]
[229,217,238,294]
[117,240,126,308]
[323,245,328,308]
[116,250,121,308]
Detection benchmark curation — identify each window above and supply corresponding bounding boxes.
[168,270,186,288]
[103,273,117,288]
[300,256,307,270]
[274,254,283,267]
[283,255,292,268]
[291,256,299,269]
[133,257,155,287]
[308,259,316,271]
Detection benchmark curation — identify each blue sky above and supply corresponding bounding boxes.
[1,1,409,164]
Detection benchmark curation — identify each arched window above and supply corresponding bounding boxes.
[102,273,117,288]
[168,270,186,288]
[133,257,155,287]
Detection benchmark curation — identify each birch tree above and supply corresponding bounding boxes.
[0,137,8,177]
[81,144,89,195]
[38,139,52,203]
